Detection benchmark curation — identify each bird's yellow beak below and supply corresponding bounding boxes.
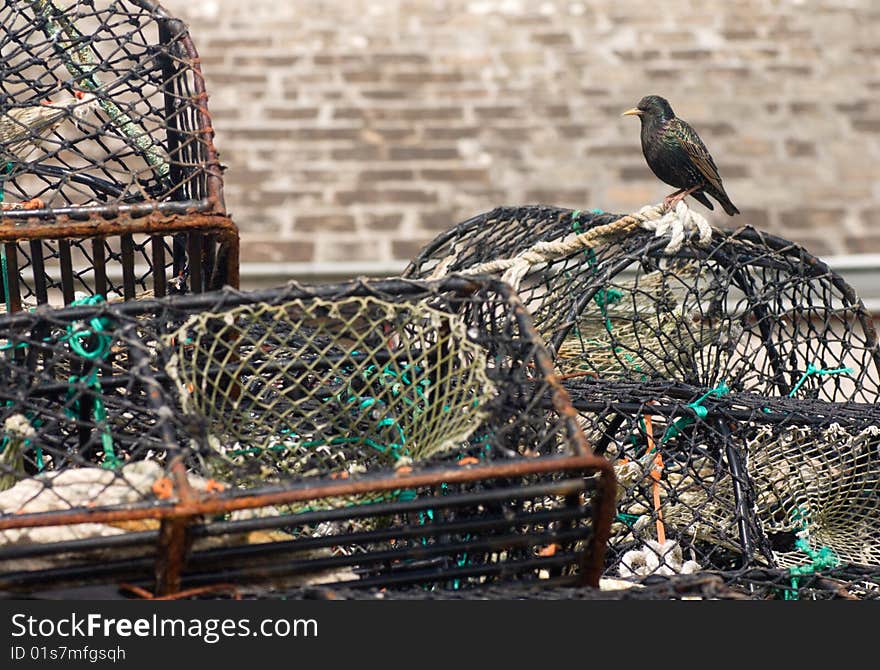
[621,108,643,117]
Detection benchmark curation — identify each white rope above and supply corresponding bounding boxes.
[640,200,713,254]
[618,539,703,578]
[429,201,715,290]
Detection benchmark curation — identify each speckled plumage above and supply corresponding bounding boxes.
[626,95,739,216]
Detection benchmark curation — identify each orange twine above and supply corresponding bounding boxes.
[644,413,666,544]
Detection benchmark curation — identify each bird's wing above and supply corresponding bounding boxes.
[670,118,725,193]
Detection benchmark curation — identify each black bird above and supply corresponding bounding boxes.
[622,95,739,215]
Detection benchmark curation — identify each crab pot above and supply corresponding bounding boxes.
[408,206,880,401]
[565,378,880,580]
[0,276,615,596]
[408,206,880,591]
[0,0,237,311]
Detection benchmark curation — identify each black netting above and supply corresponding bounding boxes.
[407,206,880,403]
[197,573,750,601]
[0,0,221,218]
[170,567,880,600]
[566,379,880,574]
[0,2,236,316]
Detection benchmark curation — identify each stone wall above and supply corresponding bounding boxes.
[174,0,880,266]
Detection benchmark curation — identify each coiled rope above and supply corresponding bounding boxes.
[429,201,713,292]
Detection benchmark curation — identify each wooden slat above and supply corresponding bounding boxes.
[151,235,167,298]
[58,240,75,305]
[92,238,107,298]
[121,233,136,301]
[28,240,48,306]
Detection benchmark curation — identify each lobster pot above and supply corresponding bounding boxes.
[0,276,614,596]
[408,206,880,597]
[565,377,880,584]
[0,0,237,311]
[407,206,880,402]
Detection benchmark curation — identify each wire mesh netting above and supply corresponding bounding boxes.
[164,294,498,482]
[0,1,238,314]
[121,565,880,600]
[0,276,615,596]
[566,379,880,577]
[0,0,222,218]
[407,204,880,597]
[190,573,755,601]
[224,572,878,600]
[407,206,880,403]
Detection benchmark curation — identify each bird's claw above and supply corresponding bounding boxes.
[663,185,701,212]
[663,192,684,212]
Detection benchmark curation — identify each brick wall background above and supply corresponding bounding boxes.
[175,0,880,269]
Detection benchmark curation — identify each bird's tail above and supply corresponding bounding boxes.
[711,187,740,216]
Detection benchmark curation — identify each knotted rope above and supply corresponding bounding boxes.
[429,201,713,291]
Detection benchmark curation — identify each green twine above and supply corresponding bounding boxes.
[62,294,114,360]
[572,212,622,332]
[788,364,853,398]
[594,286,624,309]
[0,294,117,469]
[784,506,841,600]
[397,489,417,502]
[616,512,640,527]
[572,208,605,226]
[338,361,431,459]
[0,414,44,471]
[585,248,621,333]
[231,359,435,462]
[62,294,120,469]
[760,364,852,416]
[661,381,730,444]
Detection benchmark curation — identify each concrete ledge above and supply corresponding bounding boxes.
[824,255,880,314]
[239,261,410,290]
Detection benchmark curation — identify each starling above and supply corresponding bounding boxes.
[622,95,739,215]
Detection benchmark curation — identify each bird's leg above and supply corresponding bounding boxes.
[663,184,702,211]
[662,189,684,210]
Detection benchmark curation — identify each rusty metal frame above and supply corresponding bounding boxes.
[0,455,614,593]
[0,211,239,304]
